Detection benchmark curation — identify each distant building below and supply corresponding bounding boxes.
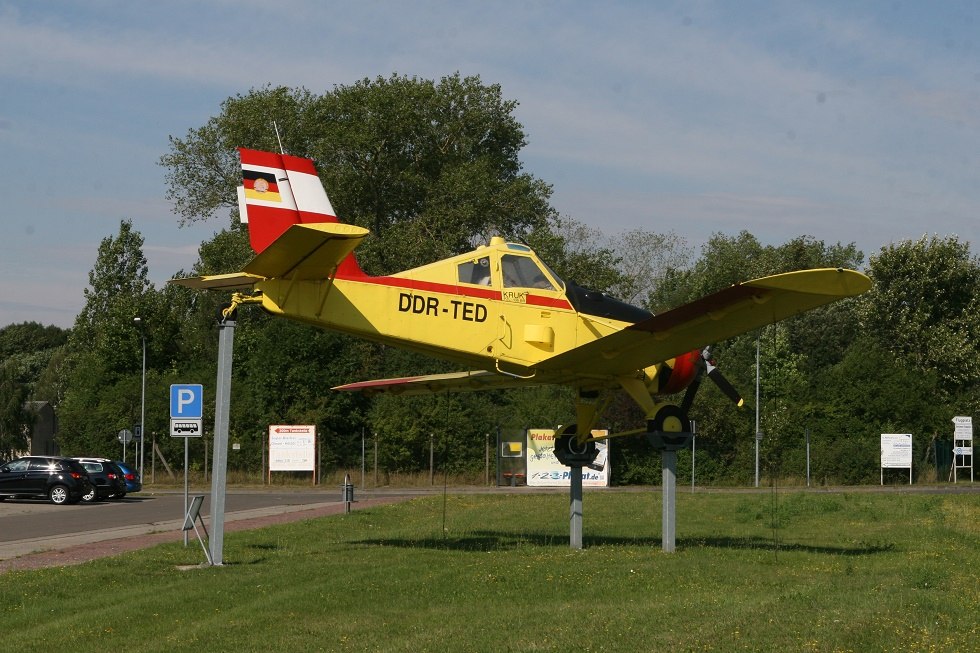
[24,401,59,456]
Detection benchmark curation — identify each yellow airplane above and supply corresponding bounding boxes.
[172,148,871,466]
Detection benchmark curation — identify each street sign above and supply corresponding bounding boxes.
[170,384,204,419]
[117,429,133,444]
[171,420,203,437]
[170,384,204,438]
[953,416,973,440]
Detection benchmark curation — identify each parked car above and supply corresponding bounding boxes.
[0,456,93,505]
[72,457,127,502]
[113,460,142,493]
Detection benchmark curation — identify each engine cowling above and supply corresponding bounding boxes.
[642,350,702,397]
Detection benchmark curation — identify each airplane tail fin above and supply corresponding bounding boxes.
[237,148,365,278]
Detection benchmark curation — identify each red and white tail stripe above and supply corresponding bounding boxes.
[237,148,339,254]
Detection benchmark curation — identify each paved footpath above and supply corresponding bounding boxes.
[0,496,409,573]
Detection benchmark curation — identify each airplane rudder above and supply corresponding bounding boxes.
[238,148,301,253]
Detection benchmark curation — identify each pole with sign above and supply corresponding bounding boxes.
[171,384,203,546]
[952,416,973,482]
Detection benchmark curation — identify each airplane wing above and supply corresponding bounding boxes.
[536,268,870,378]
[333,370,530,396]
[169,222,369,290]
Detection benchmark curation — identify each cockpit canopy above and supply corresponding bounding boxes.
[455,239,652,324]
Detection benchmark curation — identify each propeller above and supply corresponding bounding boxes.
[680,346,744,414]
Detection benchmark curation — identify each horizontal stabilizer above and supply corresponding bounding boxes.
[169,272,264,291]
[244,222,369,280]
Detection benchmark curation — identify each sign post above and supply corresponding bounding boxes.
[117,429,133,462]
[952,416,973,482]
[170,384,203,546]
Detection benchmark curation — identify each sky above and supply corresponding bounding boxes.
[1,1,978,328]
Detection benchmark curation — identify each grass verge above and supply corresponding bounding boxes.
[2,490,978,652]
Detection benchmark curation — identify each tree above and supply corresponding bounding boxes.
[161,74,555,274]
[859,236,980,398]
[0,365,28,459]
[59,220,155,455]
[524,217,624,293]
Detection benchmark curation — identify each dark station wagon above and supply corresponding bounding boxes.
[72,457,128,502]
[0,455,93,505]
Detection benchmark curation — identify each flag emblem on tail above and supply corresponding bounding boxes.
[242,170,282,203]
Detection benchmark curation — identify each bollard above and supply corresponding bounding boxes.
[341,473,354,513]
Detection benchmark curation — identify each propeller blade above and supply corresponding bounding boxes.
[680,346,745,415]
[679,374,703,415]
[706,363,744,407]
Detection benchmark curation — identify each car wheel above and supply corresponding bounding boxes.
[81,487,97,503]
[49,485,70,505]
[109,491,126,500]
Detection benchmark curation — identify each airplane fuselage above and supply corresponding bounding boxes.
[252,238,639,374]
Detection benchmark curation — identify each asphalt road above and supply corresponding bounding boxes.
[0,488,362,560]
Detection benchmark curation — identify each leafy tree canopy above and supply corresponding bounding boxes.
[859,235,980,396]
[161,74,555,273]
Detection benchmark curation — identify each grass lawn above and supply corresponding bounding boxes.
[2,490,978,652]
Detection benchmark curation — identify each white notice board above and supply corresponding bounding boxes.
[269,425,316,471]
[880,433,912,484]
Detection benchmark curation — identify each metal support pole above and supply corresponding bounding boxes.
[139,328,146,482]
[691,421,697,493]
[663,450,678,552]
[805,428,811,488]
[209,318,235,566]
[183,437,189,547]
[755,336,761,488]
[569,466,583,550]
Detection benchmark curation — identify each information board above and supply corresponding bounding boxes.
[952,416,973,482]
[268,425,316,472]
[880,433,912,484]
[880,434,912,468]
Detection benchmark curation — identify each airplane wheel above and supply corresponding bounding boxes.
[553,426,599,467]
[648,404,690,434]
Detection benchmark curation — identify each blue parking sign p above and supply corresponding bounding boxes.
[170,384,203,419]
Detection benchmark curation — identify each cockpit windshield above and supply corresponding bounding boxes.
[501,254,558,290]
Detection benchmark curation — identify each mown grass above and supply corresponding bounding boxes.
[3,490,979,652]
